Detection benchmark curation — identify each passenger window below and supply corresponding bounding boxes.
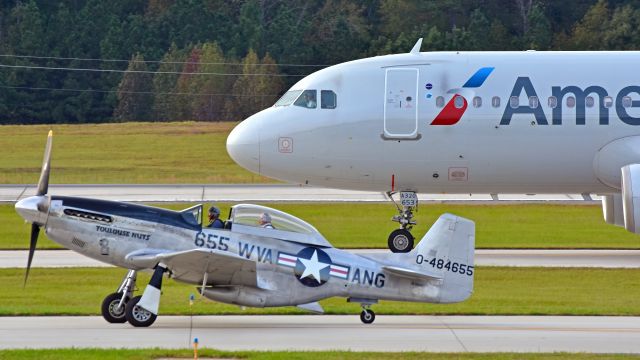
[436,96,445,108]
[566,96,576,108]
[623,96,632,108]
[454,95,465,109]
[321,90,337,109]
[294,90,317,109]
[491,96,500,108]
[509,96,519,109]
[472,96,482,108]
[586,96,595,108]
[529,96,539,108]
[604,96,613,108]
[548,96,557,108]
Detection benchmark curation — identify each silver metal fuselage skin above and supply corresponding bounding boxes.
[40,196,447,308]
[227,51,640,194]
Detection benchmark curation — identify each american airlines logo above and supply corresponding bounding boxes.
[430,67,494,126]
[430,68,640,126]
[501,77,640,126]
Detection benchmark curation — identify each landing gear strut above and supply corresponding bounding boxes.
[387,191,417,253]
[101,269,137,323]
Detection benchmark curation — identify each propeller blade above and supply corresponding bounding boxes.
[24,223,40,287]
[36,130,53,196]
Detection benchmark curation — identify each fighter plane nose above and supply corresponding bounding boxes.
[15,196,44,224]
[227,115,261,174]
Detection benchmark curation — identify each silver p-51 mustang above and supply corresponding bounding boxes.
[15,132,476,327]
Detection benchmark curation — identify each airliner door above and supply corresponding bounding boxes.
[383,68,419,139]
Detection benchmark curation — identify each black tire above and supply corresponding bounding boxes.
[101,292,128,323]
[388,229,414,253]
[360,309,375,324]
[125,295,157,327]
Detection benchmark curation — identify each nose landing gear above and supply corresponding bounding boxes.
[387,191,417,253]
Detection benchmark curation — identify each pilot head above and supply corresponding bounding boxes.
[208,206,221,221]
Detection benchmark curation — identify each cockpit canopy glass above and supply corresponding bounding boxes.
[180,204,203,227]
[231,204,318,235]
[274,90,303,107]
[293,90,317,109]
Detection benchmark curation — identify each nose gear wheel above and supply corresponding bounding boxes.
[387,191,417,252]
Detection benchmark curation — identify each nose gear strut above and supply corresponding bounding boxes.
[387,191,417,253]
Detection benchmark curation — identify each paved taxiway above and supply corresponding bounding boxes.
[0,184,599,203]
[1,315,638,353]
[2,249,638,268]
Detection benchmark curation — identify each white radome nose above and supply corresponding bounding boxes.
[226,115,261,174]
[15,196,45,224]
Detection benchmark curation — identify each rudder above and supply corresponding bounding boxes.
[410,213,475,303]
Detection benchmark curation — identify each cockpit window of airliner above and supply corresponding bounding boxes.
[294,90,317,109]
[321,90,337,109]
[274,90,303,107]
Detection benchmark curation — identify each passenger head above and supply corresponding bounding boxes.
[259,212,272,225]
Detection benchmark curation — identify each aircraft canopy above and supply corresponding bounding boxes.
[229,204,332,248]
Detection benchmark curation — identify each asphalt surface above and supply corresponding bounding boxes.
[1,315,638,352]
[0,184,599,203]
[2,249,638,268]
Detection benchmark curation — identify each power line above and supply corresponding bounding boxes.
[0,63,307,76]
[0,85,281,97]
[0,53,329,68]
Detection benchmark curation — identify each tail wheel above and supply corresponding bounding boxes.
[388,229,414,253]
[101,292,128,323]
[125,295,157,327]
[360,309,375,324]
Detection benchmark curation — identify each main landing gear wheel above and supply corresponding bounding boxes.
[101,292,129,323]
[388,229,414,253]
[125,295,157,327]
[360,309,375,324]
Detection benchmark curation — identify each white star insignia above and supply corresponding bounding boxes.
[298,250,330,283]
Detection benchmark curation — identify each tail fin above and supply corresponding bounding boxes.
[410,213,475,303]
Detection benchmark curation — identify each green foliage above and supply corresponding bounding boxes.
[0,0,639,124]
[229,49,285,120]
[113,53,153,121]
[1,349,637,360]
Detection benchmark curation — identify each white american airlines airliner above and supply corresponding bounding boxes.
[226,39,640,252]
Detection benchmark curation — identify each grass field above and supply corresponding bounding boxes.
[1,349,637,360]
[0,122,272,184]
[0,349,637,360]
[3,267,639,316]
[3,202,639,249]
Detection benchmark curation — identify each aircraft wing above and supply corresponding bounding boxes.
[382,265,442,281]
[125,248,257,287]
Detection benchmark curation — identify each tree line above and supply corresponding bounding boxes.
[0,0,638,124]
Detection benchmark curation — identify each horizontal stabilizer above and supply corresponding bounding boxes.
[297,302,324,314]
[382,265,441,281]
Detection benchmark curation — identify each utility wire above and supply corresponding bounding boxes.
[0,63,306,76]
[0,85,280,97]
[0,53,329,67]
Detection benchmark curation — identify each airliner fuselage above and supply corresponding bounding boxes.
[227,50,640,195]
